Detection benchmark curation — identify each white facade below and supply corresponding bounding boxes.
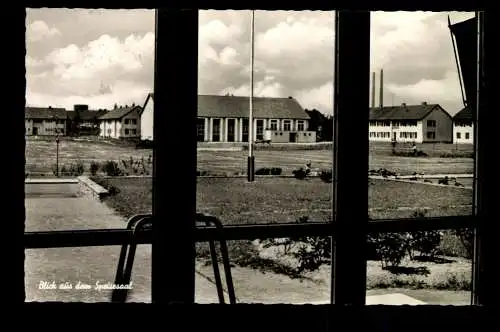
[196,117,312,143]
[99,109,141,139]
[140,94,154,141]
[369,120,423,143]
[453,122,474,144]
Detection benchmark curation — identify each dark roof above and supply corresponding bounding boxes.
[198,95,310,119]
[369,104,451,121]
[453,107,473,121]
[98,106,142,120]
[67,109,108,120]
[143,93,310,120]
[25,107,67,120]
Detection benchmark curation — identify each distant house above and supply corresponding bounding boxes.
[66,104,108,136]
[97,105,142,139]
[452,107,474,144]
[140,93,316,143]
[140,93,154,141]
[25,106,67,136]
[369,102,453,143]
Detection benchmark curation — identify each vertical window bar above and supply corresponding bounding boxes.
[331,11,371,305]
[473,11,500,307]
[152,9,198,304]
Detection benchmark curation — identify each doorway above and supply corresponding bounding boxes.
[227,119,235,142]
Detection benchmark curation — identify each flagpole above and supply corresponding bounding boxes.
[247,10,255,182]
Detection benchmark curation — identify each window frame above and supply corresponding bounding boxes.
[23,9,493,307]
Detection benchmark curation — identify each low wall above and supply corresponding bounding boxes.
[77,176,109,201]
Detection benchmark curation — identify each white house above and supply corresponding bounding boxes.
[452,107,474,144]
[98,105,142,139]
[140,93,316,143]
[140,93,154,141]
[369,102,453,144]
[25,107,67,136]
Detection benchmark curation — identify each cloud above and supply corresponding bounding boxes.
[26,9,475,117]
[27,30,154,108]
[27,20,61,42]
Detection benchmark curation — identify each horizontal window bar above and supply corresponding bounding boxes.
[25,216,476,249]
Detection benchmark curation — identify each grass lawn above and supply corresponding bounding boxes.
[25,137,152,174]
[99,176,472,223]
[26,137,473,176]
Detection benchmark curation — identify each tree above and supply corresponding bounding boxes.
[305,109,333,141]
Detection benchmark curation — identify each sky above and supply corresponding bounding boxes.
[26,9,475,116]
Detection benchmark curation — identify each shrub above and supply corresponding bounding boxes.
[70,161,85,176]
[452,228,474,259]
[319,170,333,183]
[292,168,307,180]
[255,167,282,175]
[90,161,100,176]
[102,160,122,176]
[90,176,120,196]
[408,231,442,259]
[404,210,441,260]
[438,176,449,185]
[439,230,472,259]
[392,150,428,157]
[372,232,408,269]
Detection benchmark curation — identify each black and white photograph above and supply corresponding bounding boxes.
[25,9,481,305]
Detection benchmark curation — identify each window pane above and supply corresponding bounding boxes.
[369,11,475,220]
[25,8,154,303]
[26,245,151,302]
[197,10,334,225]
[195,237,332,304]
[366,228,473,305]
[25,8,154,231]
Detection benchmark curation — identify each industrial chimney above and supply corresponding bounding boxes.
[379,69,384,109]
[371,72,376,108]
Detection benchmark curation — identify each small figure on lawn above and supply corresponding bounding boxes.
[305,161,312,175]
[391,138,397,154]
[412,142,417,156]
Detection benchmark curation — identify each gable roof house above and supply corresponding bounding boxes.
[97,105,142,139]
[140,93,315,143]
[368,102,453,143]
[452,106,474,144]
[25,107,67,136]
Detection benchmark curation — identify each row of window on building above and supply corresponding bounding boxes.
[369,132,418,139]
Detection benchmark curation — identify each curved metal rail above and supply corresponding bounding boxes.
[111,213,236,304]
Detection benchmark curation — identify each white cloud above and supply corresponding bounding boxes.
[222,79,283,98]
[295,82,333,114]
[386,69,463,107]
[27,20,61,42]
[45,33,154,81]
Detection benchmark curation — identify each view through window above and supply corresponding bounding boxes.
[25,9,477,305]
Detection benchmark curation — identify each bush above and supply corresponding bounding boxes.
[438,176,449,185]
[90,161,100,176]
[90,176,120,195]
[260,217,331,273]
[292,168,307,180]
[102,160,123,176]
[392,150,428,157]
[53,161,84,176]
[371,232,409,269]
[440,152,474,158]
[319,170,332,183]
[255,167,282,175]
